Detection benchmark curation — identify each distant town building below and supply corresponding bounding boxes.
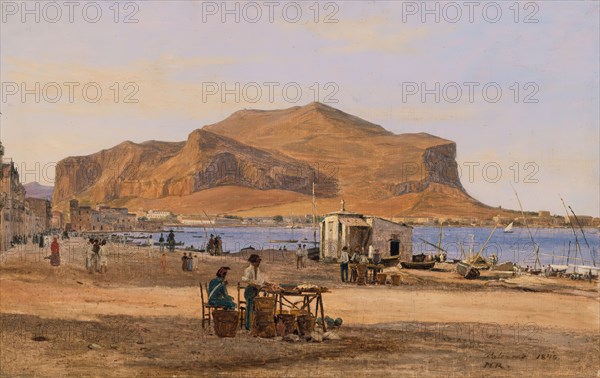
[146,210,173,220]
[177,215,215,225]
[26,197,51,233]
[51,211,64,230]
[69,199,138,232]
[1,144,51,250]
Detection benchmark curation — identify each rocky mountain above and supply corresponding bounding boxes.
[23,182,54,200]
[53,102,498,218]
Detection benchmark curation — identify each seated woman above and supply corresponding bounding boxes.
[208,267,236,310]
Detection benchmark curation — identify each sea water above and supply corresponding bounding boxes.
[119,226,599,266]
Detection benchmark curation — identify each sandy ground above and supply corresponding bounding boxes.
[1,239,598,377]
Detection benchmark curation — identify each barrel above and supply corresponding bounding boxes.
[212,310,239,338]
[252,297,276,338]
[277,314,297,335]
[376,273,387,285]
[297,314,316,336]
[356,264,367,285]
[391,274,401,286]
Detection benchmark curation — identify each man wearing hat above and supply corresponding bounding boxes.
[208,267,236,310]
[241,254,270,330]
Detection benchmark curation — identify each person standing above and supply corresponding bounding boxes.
[49,237,60,267]
[301,244,307,268]
[147,234,153,257]
[181,253,188,271]
[296,244,303,270]
[91,239,100,273]
[167,230,175,252]
[99,240,108,274]
[161,253,167,273]
[241,254,271,330]
[159,233,165,253]
[340,246,349,282]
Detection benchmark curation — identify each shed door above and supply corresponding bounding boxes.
[390,240,400,256]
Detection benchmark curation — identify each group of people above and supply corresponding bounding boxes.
[295,244,308,269]
[206,234,223,256]
[339,245,381,283]
[205,253,272,331]
[181,252,198,272]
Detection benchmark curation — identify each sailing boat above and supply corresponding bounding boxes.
[503,222,514,233]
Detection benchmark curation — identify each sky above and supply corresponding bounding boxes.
[0,0,598,217]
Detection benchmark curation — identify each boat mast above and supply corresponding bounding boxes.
[510,184,540,269]
[312,182,317,246]
[559,195,582,266]
[568,205,595,267]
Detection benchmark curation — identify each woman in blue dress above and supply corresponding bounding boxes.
[208,267,236,310]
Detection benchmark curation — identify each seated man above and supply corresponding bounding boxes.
[208,267,236,310]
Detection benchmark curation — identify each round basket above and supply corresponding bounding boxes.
[376,273,387,285]
[212,310,239,338]
[254,297,276,312]
[356,264,367,285]
[252,310,276,338]
[391,274,401,286]
[297,314,316,336]
[277,314,297,335]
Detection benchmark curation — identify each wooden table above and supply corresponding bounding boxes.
[268,289,328,332]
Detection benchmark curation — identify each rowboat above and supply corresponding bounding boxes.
[400,261,435,270]
[456,261,480,279]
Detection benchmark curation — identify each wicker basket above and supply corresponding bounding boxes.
[356,264,367,285]
[391,274,401,286]
[297,314,316,336]
[212,310,239,338]
[376,273,387,285]
[277,314,297,335]
[253,310,276,338]
[254,297,276,312]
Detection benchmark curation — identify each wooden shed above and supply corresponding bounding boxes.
[319,210,412,262]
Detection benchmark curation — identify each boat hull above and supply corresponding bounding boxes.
[456,262,480,279]
[400,261,435,270]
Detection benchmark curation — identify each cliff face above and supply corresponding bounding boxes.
[53,128,338,210]
[52,102,487,217]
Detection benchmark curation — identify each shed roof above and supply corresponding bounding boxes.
[339,217,370,227]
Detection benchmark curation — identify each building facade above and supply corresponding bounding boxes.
[69,199,138,232]
[320,210,413,262]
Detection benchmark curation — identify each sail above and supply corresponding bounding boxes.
[504,222,514,233]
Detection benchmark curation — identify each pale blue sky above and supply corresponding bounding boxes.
[1,1,598,216]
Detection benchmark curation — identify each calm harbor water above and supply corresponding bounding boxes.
[121,226,599,266]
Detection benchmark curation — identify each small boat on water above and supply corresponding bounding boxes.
[504,222,514,233]
[269,239,298,243]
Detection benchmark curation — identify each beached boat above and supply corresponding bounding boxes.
[400,261,435,270]
[504,222,514,233]
[456,261,480,279]
[307,247,320,261]
[380,256,400,267]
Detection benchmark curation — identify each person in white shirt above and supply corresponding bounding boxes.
[296,244,303,270]
[241,254,271,330]
[301,244,307,268]
[340,246,350,282]
[368,245,374,260]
